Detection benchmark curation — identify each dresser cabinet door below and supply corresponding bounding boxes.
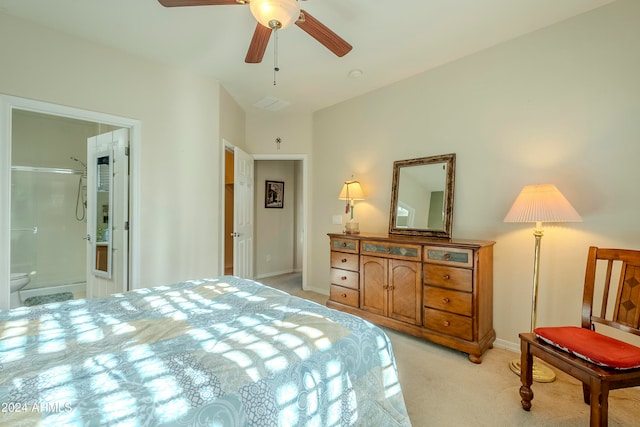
[388,259,422,325]
[361,256,421,325]
[360,256,388,316]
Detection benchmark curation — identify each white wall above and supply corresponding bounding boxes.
[309,0,640,348]
[245,110,313,155]
[0,13,242,292]
[220,87,247,151]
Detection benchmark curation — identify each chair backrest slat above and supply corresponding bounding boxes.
[582,247,640,337]
[599,259,614,319]
[613,263,640,329]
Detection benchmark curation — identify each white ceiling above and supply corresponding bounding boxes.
[0,0,615,113]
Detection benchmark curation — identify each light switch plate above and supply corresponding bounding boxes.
[332,215,342,225]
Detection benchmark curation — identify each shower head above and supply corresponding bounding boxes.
[70,156,87,179]
[70,156,87,169]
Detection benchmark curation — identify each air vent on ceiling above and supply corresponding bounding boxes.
[253,96,291,112]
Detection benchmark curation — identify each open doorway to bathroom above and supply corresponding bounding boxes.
[10,111,120,308]
[1,95,141,310]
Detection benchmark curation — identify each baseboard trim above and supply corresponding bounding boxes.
[255,270,296,280]
[303,284,329,296]
[493,337,519,353]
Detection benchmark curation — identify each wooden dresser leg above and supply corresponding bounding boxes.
[468,353,482,364]
[519,340,534,411]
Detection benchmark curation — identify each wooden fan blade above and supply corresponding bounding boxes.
[158,0,240,7]
[296,10,352,57]
[245,23,272,63]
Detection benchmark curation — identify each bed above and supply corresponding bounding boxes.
[1,276,411,426]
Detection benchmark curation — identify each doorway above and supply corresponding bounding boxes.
[0,95,141,310]
[220,148,308,290]
[253,154,308,291]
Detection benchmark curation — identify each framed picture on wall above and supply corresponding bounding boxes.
[265,180,284,208]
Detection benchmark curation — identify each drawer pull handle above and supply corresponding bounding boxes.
[385,247,391,253]
[341,276,347,281]
[341,293,347,298]
[443,274,450,280]
[443,320,450,327]
[342,242,348,247]
[341,258,347,263]
[443,297,450,304]
[444,253,451,260]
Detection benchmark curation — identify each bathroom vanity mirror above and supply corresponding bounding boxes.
[389,153,456,238]
[92,151,113,278]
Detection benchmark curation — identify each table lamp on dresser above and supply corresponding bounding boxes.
[339,179,365,234]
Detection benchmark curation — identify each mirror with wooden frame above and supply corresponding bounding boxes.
[389,153,456,238]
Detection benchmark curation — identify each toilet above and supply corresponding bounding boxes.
[10,272,30,309]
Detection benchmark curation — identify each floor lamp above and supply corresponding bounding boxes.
[504,184,582,382]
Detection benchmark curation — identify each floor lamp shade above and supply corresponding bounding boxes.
[504,184,582,225]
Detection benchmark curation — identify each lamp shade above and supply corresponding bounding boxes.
[250,0,300,30]
[339,181,365,201]
[504,184,581,223]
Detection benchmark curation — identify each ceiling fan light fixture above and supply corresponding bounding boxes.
[250,0,300,30]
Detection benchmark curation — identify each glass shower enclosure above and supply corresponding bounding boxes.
[11,166,87,299]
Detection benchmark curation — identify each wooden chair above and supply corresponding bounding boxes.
[519,246,640,427]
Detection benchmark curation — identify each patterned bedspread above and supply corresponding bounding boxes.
[1,276,411,426]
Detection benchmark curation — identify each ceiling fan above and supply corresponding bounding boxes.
[158,0,353,64]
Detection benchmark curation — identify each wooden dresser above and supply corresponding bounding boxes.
[328,232,495,363]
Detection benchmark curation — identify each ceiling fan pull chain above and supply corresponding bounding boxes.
[273,28,279,86]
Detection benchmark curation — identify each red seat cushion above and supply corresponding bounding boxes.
[534,326,640,370]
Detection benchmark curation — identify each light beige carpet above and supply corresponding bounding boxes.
[260,273,640,426]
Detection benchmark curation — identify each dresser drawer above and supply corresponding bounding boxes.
[424,265,472,292]
[424,246,473,268]
[361,241,421,261]
[331,268,359,290]
[424,286,472,316]
[331,251,359,271]
[331,237,359,254]
[423,308,473,341]
[330,285,359,308]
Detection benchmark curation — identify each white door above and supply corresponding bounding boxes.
[233,146,254,278]
[86,129,129,298]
